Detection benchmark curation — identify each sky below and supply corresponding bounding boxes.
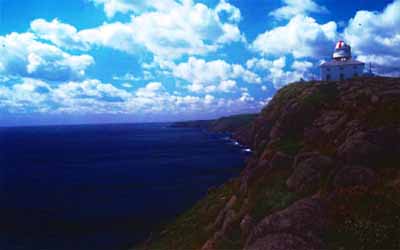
[0,0,399,126]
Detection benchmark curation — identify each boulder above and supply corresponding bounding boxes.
[201,239,217,250]
[333,166,378,189]
[287,153,334,194]
[303,127,324,144]
[245,198,327,249]
[221,209,236,233]
[370,95,379,104]
[245,233,319,250]
[337,128,400,166]
[240,214,254,238]
[270,151,294,169]
[337,132,381,165]
[214,195,237,229]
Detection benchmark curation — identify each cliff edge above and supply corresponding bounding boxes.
[172,113,258,147]
[146,77,400,250]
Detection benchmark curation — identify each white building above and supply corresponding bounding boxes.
[320,41,364,81]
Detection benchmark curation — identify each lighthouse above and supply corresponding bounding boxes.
[320,41,365,81]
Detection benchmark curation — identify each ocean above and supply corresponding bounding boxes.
[0,123,248,250]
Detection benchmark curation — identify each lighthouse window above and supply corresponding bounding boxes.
[340,66,344,70]
[340,73,344,80]
[326,74,331,81]
[354,73,358,77]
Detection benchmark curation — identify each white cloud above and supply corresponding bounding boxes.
[53,79,131,107]
[30,1,244,61]
[89,0,178,18]
[246,56,285,70]
[113,73,141,81]
[344,0,400,76]
[0,32,94,81]
[122,83,133,88]
[218,80,237,92]
[0,77,265,117]
[30,19,89,50]
[357,54,400,77]
[0,78,52,112]
[77,21,139,54]
[251,15,337,58]
[247,56,315,89]
[173,57,260,93]
[204,94,215,104]
[239,91,254,102]
[292,60,313,72]
[270,0,328,20]
[136,82,163,97]
[215,0,242,23]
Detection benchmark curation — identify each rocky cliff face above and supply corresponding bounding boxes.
[146,77,400,250]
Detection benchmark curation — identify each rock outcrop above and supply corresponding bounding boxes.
[146,77,400,250]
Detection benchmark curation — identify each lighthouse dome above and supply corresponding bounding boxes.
[333,40,351,61]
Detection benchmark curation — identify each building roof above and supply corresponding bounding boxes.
[320,59,365,67]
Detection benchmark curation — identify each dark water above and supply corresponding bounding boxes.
[0,123,248,250]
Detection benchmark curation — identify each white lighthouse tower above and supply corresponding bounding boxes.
[320,41,365,81]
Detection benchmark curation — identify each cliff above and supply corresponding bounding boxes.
[172,113,258,146]
[146,77,400,250]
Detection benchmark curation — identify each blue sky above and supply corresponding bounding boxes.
[0,0,399,126]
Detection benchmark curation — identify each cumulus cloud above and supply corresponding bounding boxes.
[270,0,328,20]
[136,82,163,97]
[215,0,242,23]
[292,60,314,72]
[30,19,90,50]
[112,73,141,81]
[89,0,178,18]
[0,32,94,81]
[251,15,337,58]
[0,77,263,117]
[0,78,52,112]
[344,0,400,76]
[218,80,237,92]
[247,56,315,88]
[31,1,244,60]
[173,57,260,93]
[53,79,131,104]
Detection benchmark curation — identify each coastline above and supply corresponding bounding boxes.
[139,77,400,250]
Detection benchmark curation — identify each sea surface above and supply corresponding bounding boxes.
[0,123,248,250]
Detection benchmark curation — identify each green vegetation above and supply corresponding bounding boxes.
[210,114,258,132]
[325,185,400,250]
[275,82,308,102]
[145,179,241,250]
[270,136,303,156]
[247,169,299,222]
[365,102,400,127]
[144,168,301,250]
[302,82,339,107]
[215,220,242,250]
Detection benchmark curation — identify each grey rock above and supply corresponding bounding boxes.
[245,198,327,249]
[333,166,378,188]
[337,132,381,165]
[245,233,319,250]
[240,214,254,238]
[287,153,334,194]
[270,151,293,169]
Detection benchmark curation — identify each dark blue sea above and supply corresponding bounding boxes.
[0,123,248,250]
